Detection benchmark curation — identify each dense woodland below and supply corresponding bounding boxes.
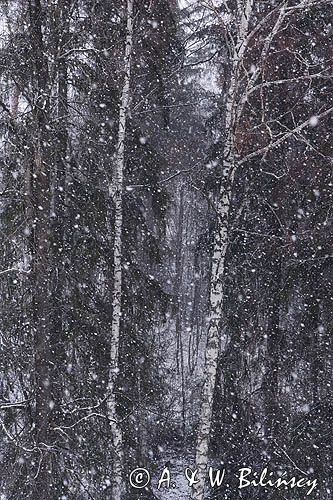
[0,0,332,499]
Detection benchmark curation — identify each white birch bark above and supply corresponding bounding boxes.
[193,1,333,497]
[192,2,254,499]
[107,1,134,499]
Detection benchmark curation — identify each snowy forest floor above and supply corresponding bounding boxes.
[152,451,194,500]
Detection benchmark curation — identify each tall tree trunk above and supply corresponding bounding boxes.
[50,0,70,427]
[264,252,282,439]
[174,185,186,438]
[192,3,254,498]
[192,167,232,500]
[107,1,134,498]
[28,1,53,498]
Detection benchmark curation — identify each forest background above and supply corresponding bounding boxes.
[0,0,332,499]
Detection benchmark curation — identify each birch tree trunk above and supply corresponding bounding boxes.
[192,0,333,495]
[107,1,134,498]
[192,3,254,498]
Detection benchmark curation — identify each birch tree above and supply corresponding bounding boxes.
[193,1,333,498]
[107,1,134,498]
[192,3,255,497]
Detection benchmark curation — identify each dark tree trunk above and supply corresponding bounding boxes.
[29,1,53,497]
[50,0,70,429]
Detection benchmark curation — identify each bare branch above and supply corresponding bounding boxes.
[239,106,333,165]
